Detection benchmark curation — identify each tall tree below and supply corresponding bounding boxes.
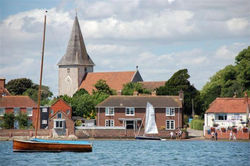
[122,82,151,95]
[6,78,32,95]
[201,46,250,111]
[156,69,202,115]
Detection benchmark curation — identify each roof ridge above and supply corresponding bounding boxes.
[88,71,136,74]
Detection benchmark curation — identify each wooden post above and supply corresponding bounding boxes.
[35,11,47,138]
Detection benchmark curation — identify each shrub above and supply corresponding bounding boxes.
[190,119,204,130]
[15,112,29,129]
[1,113,15,129]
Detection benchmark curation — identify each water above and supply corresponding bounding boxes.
[0,140,249,166]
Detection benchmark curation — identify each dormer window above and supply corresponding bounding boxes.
[57,113,62,119]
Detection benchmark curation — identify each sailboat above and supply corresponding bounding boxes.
[135,102,161,140]
[13,11,92,152]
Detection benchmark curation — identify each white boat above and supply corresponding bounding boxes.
[135,102,161,140]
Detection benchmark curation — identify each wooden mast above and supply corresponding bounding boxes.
[35,11,47,138]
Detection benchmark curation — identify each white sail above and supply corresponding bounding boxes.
[144,102,158,134]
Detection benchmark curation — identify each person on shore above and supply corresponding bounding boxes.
[215,131,218,141]
[170,131,174,139]
[175,131,178,139]
[229,131,233,140]
[211,131,215,140]
[179,130,182,140]
[233,133,237,141]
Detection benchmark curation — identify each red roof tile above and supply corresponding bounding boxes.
[0,96,37,108]
[206,98,249,113]
[140,81,166,91]
[79,71,136,94]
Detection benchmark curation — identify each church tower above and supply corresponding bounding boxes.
[58,16,94,96]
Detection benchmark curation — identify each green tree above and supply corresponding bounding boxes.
[122,82,151,95]
[156,69,202,115]
[201,46,250,111]
[15,112,29,129]
[6,78,32,95]
[1,113,15,129]
[93,79,115,95]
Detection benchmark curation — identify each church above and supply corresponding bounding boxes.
[58,16,164,96]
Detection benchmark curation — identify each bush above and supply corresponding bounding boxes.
[1,113,15,129]
[15,112,29,129]
[190,119,204,130]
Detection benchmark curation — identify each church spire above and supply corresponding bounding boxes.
[58,16,94,66]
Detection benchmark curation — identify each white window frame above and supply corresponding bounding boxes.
[54,119,65,129]
[0,108,5,116]
[215,113,227,121]
[14,107,20,116]
[42,108,47,112]
[26,107,33,116]
[105,119,114,127]
[125,107,135,116]
[166,120,175,130]
[42,120,47,124]
[105,107,114,116]
[166,107,175,116]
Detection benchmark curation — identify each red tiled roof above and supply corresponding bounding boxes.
[79,71,136,94]
[0,96,37,108]
[206,98,249,113]
[140,81,166,91]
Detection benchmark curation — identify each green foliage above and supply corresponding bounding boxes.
[73,89,89,98]
[201,46,250,111]
[15,112,29,129]
[1,113,15,129]
[190,119,204,130]
[121,82,151,95]
[156,69,202,115]
[75,120,82,126]
[6,78,32,95]
[6,78,53,106]
[93,79,115,95]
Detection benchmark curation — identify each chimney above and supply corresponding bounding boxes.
[133,91,138,96]
[179,90,184,103]
[0,78,5,89]
[151,90,157,96]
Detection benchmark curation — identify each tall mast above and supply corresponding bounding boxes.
[35,11,47,138]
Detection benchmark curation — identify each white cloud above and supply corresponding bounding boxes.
[227,18,249,32]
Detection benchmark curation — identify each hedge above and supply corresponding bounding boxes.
[190,119,204,130]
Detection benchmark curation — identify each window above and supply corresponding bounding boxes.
[42,108,47,112]
[125,107,135,116]
[57,113,62,119]
[42,120,47,124]
[231,113,242,120]
[105,119,114,127]
[166,120,175,130]
[0,108,5,116]
[215,114,227,120]
[166,107,175,116]
[55,121,63,128]
[105,107,114,116]
[14,107,20,116]
[66,110,70,115]
[26,107,32,116]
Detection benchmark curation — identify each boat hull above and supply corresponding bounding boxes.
[135,136,161,140]
[13,140,92,152]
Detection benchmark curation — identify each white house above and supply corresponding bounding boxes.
[204,95,250,134]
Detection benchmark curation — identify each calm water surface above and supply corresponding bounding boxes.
[0,140,249,166]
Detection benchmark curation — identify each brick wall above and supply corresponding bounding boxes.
[204,129,249,140]
[75,129,187,139]
[0,129,50,137]
[96,107,183,130]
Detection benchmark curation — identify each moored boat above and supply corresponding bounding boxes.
[135,102,161,140]
[13,139,92,152]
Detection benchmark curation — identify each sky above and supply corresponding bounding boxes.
[0,0,250,96]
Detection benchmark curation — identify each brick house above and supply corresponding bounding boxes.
[0,78,37,129]
[48,99,74,136]
[95,92,183,137]
[204,94,250,140]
